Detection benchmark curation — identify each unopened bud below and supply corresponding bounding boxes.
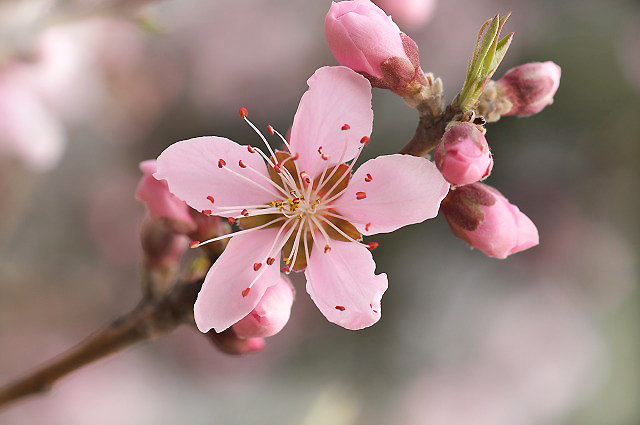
[205,328,266,355]
[140,217,188,272]
[434,122,493,186]
[440,183,539,259]
[233,276,295,338]
[136,160,196,235]
[325,0,428,97]
[372,0,436,30]
[495,61,561,117]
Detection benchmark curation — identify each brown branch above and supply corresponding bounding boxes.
[0,277,203,410]
[400,105,457,157]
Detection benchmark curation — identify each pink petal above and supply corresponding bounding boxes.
[305,237,388,330]
[154,136,279,216]
[333,154,449,235]
[194,228,283,333]
[289,66,373,179]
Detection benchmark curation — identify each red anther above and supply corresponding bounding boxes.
[228,217,237,225]
[300,172,311,184]
[266,257,275,265]
[239,107,249,119]
[267,125,275,135]
[324,244,332,253]
[207,195,215,204]
[318,146,323,154]
[189,241,200,248]
[274,164,282,173]
[321,154,328,161]
[239,160,247,168]
[368,242,379,251]
[335,305,346,311]
[365,223,371,232]
[281,266,290,273]
[253,262,262,271]
[202,210,212,216]
[341,124,351,131]
[356,192,367,200]
[241,209,249,217]
[360,136,370,146]
[292,153,300,160]
[218,159,226,168]
[364,173,373,182]
[242,288,251,298]
[247,146,255,153]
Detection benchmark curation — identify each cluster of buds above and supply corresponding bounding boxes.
[325,0,557,259]
[325,0,443,110]
[136,160,295,353]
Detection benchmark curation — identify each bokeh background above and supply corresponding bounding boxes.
[1,0,638,424]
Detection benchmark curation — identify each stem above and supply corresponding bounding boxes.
[400,105,458,157]
[0,276,203,410]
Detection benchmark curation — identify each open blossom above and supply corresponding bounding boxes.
[434,121,493,186]
[326,0,425,93]
[155,66,449,331]
[440,183,538,259]
[495,61,561,117]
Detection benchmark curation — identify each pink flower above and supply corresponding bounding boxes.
[0,80,65,172]
[440,183,538,259]
[135,160,197,235]
[155,66,449,331]
[232,275,295,338]
[434,122,493,186]
[372,0,437,30]
[325,0,423,92]
[496,61,561,117]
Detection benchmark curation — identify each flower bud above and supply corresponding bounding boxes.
[434,122,493,186]
[135,160,197,235]
[440,183,538,259]
[140,216,189,269]
[325,0,425,93]
[232,275,295,338]
[495,61,561,117]
[205,328,266,355]
[373,0,436,30]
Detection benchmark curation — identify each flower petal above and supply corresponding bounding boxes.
[155,136,279,216]
[289,66,373,179]
[333,154,449,235]
[194,228,283,333]
[305,236,388,330]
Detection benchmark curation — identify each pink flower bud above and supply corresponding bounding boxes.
[135,160,197,234]
[372,0,437,30]
[232,276,295,338]
[496,61,561,117]
[434,122,493,186]
[325,0,421,90]
[140,216,189,269]
[441,183,539,259]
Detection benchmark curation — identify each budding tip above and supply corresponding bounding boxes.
[239,107,249,119]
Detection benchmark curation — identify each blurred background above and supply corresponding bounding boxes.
[0,0,638,424]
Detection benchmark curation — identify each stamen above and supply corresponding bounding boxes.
[207,195,215,204]
[239,107,249,119]
[267,125,275,135]
[190,241,200,248]
[366,223,371,232]
[253,262,262,271]
[364,173,372,182]
[341,124,350,131]
[238,160,247,168]
[356,192,367,200]
[228,217,236,225]
[202,210,212,216]
[335,306,346,311]
[368,242,379,251]
[189,216,285,247]
[218,159,226,168]
[360,136,370,146]
[242,288,251,297]
[324,244,331,253]
[266,257,275,265]
[247,145,255,153]
[219,164,283,198]
[241,209,249,217]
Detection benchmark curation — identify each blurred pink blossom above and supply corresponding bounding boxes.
[155,66,448,332]
[434,122,493,186]
[373,0,437,30]
[441,183,538,259]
